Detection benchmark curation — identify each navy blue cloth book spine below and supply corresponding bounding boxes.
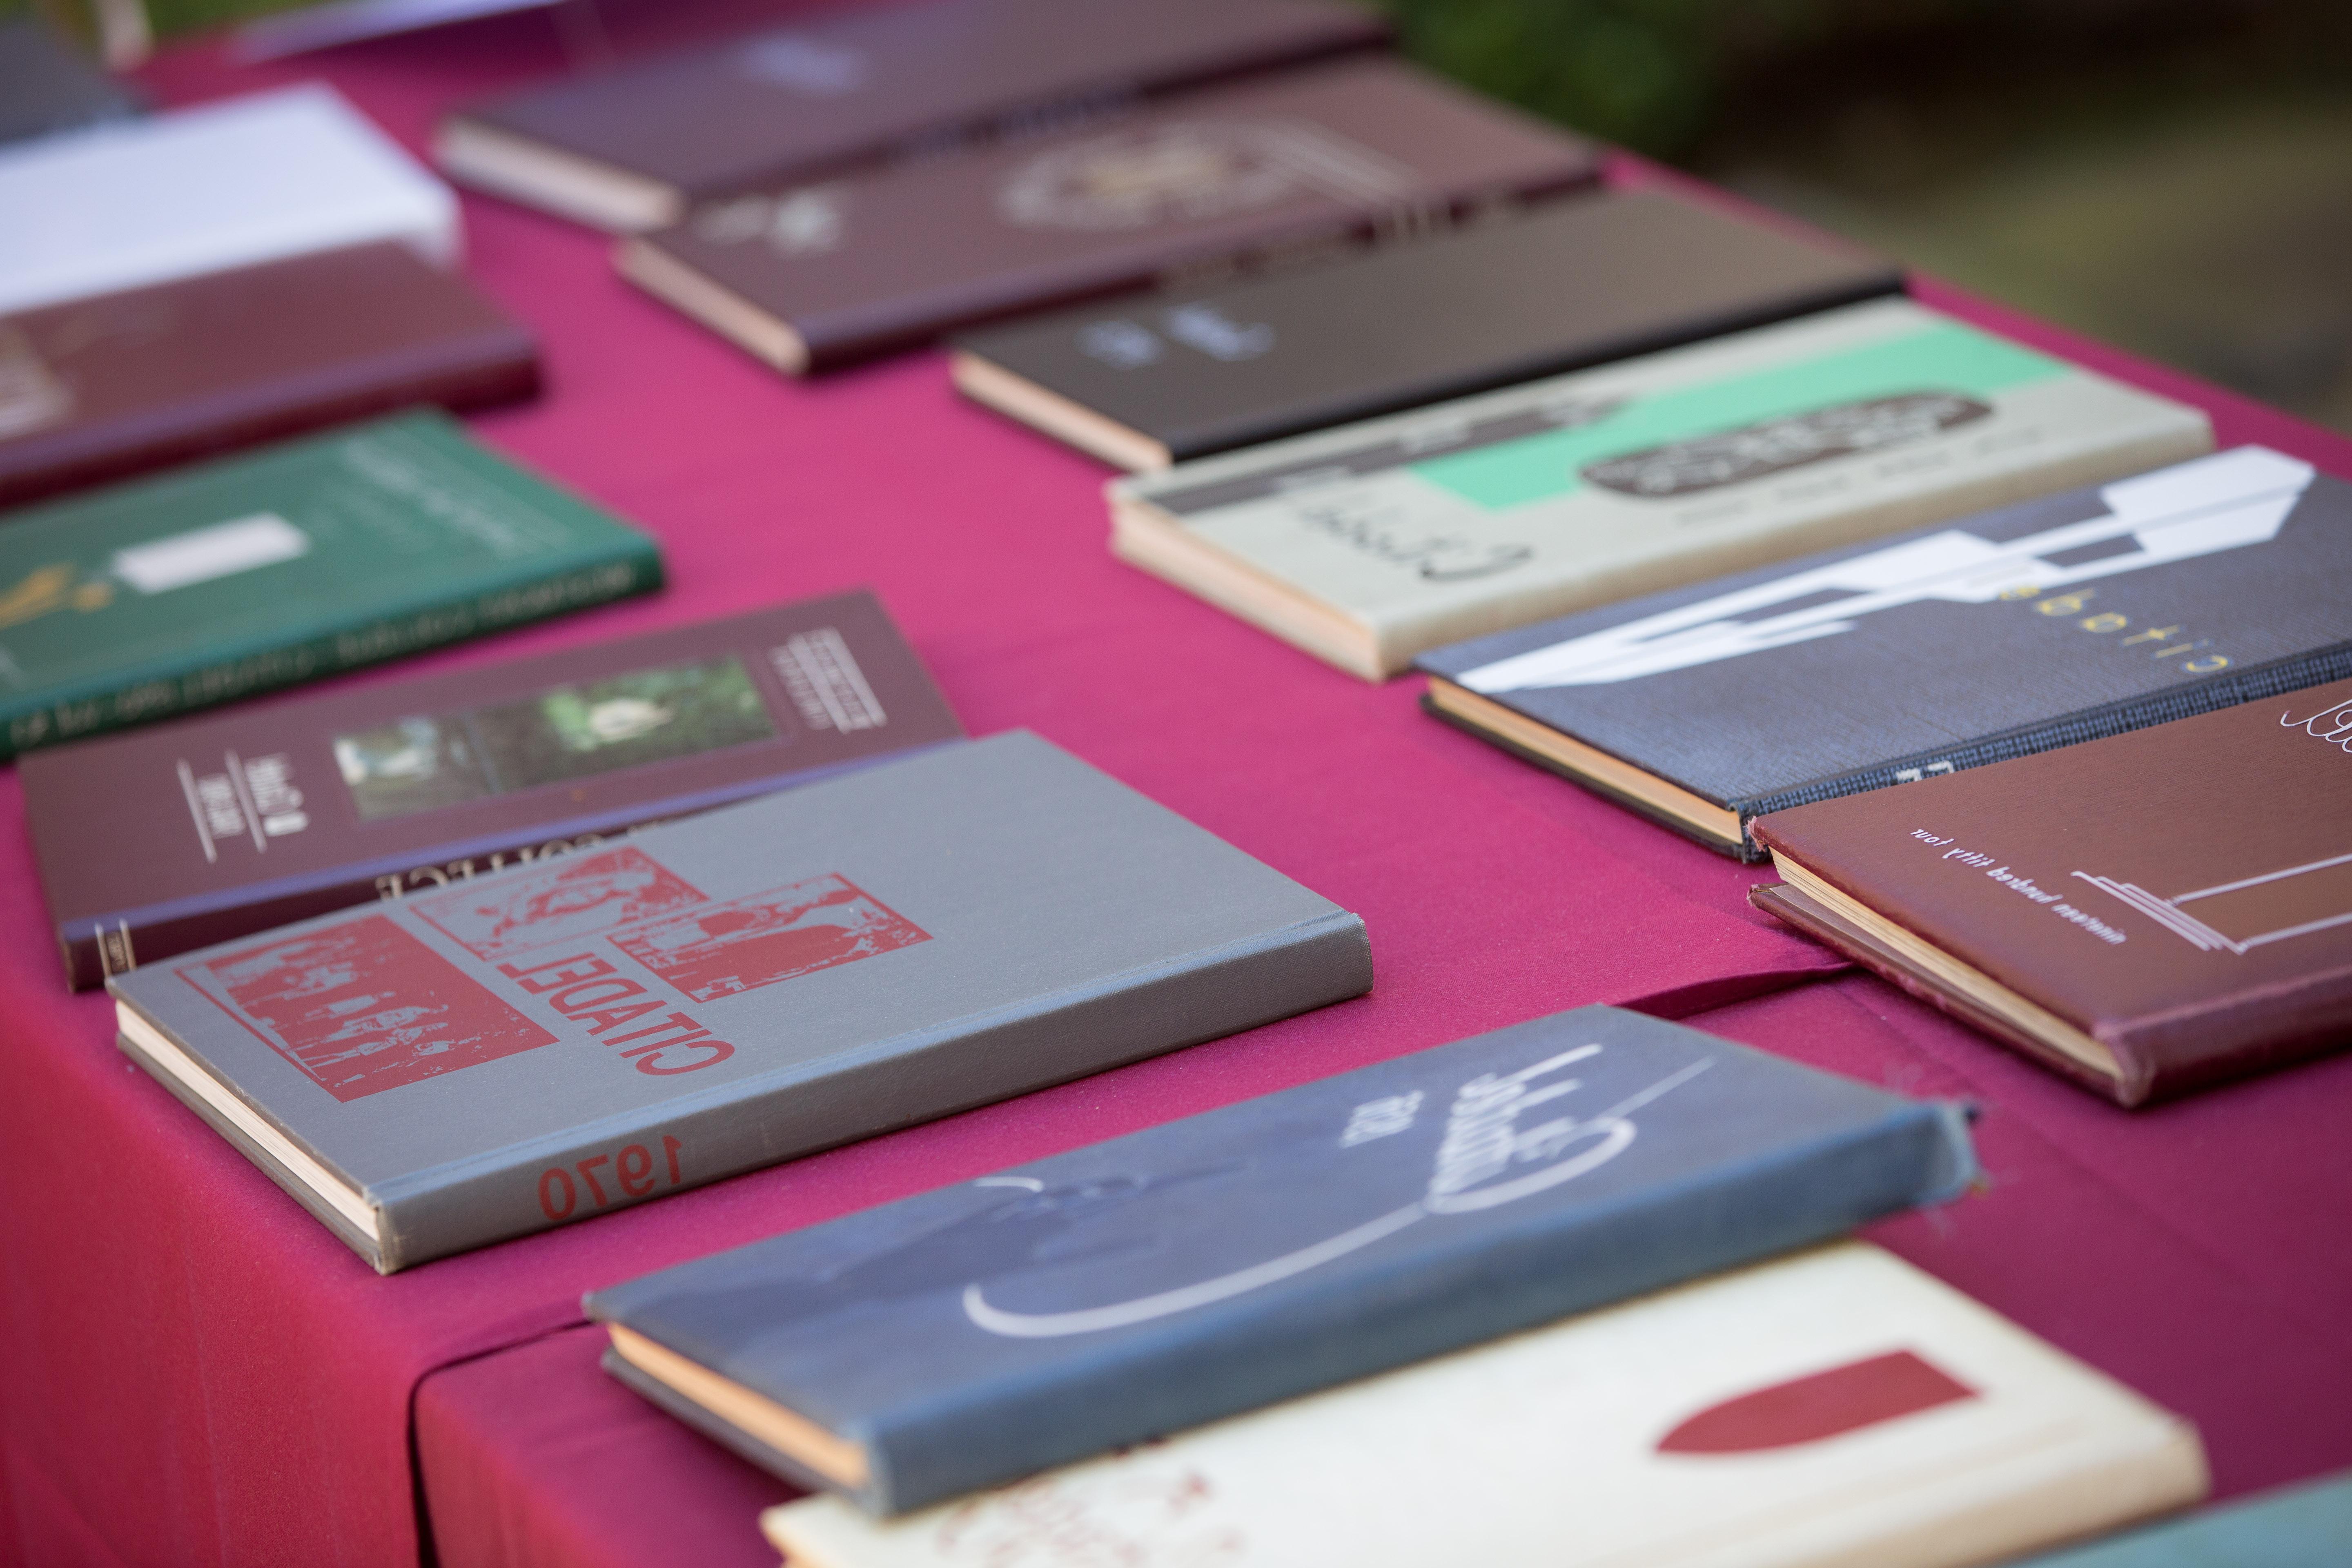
[585,1004,1979,1515]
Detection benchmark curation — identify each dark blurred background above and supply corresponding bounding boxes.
[23,0,2351,432]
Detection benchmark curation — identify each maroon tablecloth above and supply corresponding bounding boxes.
[1,13,2346,1567]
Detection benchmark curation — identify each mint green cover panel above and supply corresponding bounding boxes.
[1415,324,2063,511]
[0,410,662,755]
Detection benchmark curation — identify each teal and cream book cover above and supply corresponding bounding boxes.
[0,410,662,757]
[1109,298,2212,679]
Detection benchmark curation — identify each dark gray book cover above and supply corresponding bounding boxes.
[107,732,1372,1273]
[950,188,1903,468]
[0,19,142,149]
[586,1004,1978,1515]
[1417,446,2352,859]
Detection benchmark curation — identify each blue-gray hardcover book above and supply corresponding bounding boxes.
[586,1004,1979,1515]
[1414,446,2352,860]
[2007,1471,2352,1566]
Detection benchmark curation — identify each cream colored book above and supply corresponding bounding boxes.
[761,1242,2206,1568]
[1107,298,2212,679]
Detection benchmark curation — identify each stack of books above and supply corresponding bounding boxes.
[8,0,2347,1561]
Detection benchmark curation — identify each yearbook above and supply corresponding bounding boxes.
[0,410,661,760]
[760,1243,2206,1567]
[587,1006,1976,1513]
[108,733,1373,1272]
[0,241,539,507]
[0,84,458,317]
[1752,674,2352,1105]
[951,187,1902,469]
[437,0,1389,232]
[27,592,958,990]
[1416,447,2352,859]
[1106,298,2210,678]
[617,60,1598,375]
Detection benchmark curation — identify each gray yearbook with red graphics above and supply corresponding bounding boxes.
[105,732,1374,1272]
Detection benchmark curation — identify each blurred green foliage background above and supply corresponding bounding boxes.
[14,0,2352,430]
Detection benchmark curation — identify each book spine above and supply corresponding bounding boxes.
[366,910,1374,1272]
[0,541,664,763]
[1732,644,2352,850]
[861,1102,1977,1513]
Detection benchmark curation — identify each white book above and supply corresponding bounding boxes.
[0,84,459,316]
[1107,299,2212,679]
[762,1243,2206,1568]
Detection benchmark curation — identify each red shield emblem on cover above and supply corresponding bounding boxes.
[611,873,929,1002]
[1655,1350,1977,1455]
[197,916,558,1102]
[412,845,709,963]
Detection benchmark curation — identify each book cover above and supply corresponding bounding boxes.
[586,1005,1977,1515]
[0,408,662,761]
[436,0,1390,232]
[1748,675,2352,1105]
[0,241,539,508]
[759,1243,2207,1568]
[617,59,1598,375]
[1414,447,2352,860]
[2004,1472,2351,1566]
[0,17,143,149]
[950,187,1904,470]
[0,84,458,317]
[107,732,1373,1273]
[1106,298,2211,679]
[26,591,958,991]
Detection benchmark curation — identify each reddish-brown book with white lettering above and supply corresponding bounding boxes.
[1753,674,2352,1105]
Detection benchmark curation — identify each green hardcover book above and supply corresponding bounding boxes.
[0,410,662,757]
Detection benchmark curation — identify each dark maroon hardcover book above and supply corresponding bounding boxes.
[24,592,962,990]
[0,242,539,508]
[617,58,1599,374]
[435,0,1392,232]
[1753,672,2352,1106]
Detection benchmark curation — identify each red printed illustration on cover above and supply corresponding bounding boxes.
[412,845,709,963]
[1655,1351,1977,1454]
[612,873,929,1002]
[198,916,559,1102]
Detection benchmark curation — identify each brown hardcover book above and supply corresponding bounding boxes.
[0,242,539,508]
[24,592,962,991]
[615,58,1599,375]
[1751,675,2352,1105]
[436,0,1392,233]
[956,189,1902,471]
